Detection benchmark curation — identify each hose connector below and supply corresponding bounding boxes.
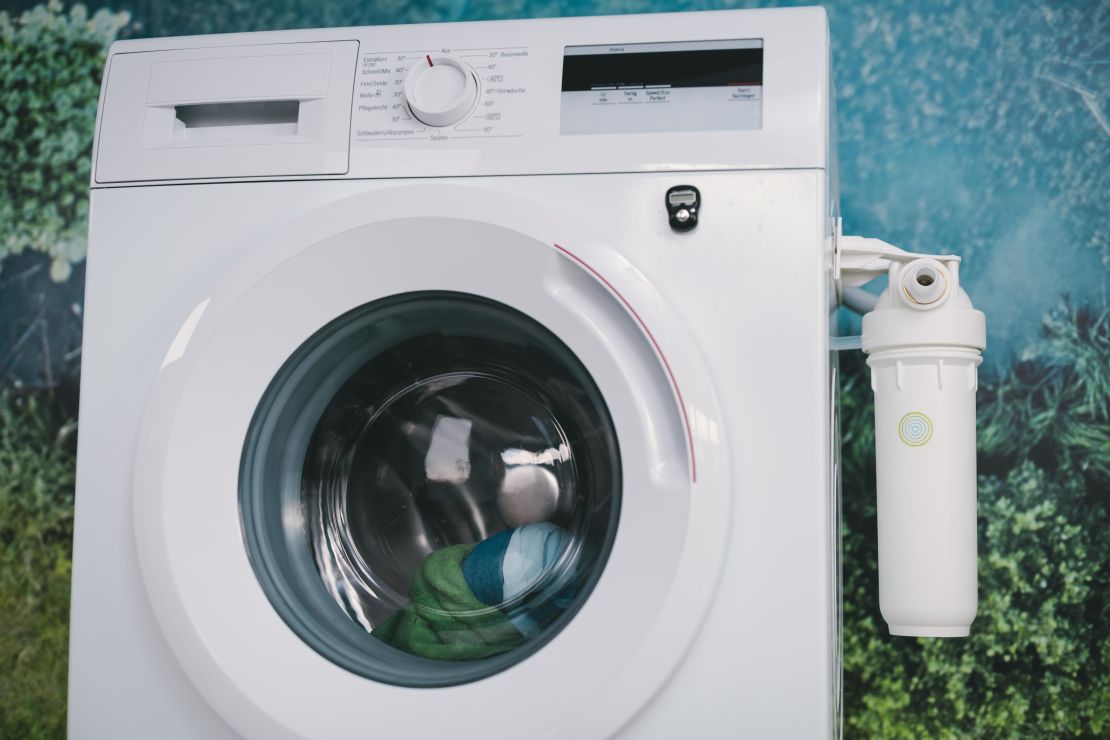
[899,258,950,308]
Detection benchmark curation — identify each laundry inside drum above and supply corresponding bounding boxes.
[307,370,592,659]
[240,292,620,685]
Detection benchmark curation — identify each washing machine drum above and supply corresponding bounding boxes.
[240,291,620,687]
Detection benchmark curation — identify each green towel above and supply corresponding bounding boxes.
[373,544,525,661]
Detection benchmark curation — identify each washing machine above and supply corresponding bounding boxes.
[70,7,845,738]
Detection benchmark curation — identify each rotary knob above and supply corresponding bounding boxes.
[403,54,480,127]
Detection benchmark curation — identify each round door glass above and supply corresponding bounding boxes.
[240,292,621,687]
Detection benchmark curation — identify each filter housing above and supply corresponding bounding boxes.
[862,258,986,637]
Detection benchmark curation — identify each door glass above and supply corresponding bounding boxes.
[240,292,620,686]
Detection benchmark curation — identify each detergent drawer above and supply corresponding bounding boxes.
[94,40,358,183]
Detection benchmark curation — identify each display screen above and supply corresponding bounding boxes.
[560,39,763,136]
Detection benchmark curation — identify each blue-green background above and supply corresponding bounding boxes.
[1,1,1107,737]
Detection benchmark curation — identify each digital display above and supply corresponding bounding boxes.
[560,39,763,136]
[561,40,763,91]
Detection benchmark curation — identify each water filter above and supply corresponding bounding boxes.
[838,235,987,637]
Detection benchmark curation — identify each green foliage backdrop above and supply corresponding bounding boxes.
[840,306,1110,737]
[0,391,75,740]
[0,1,126,281]
[0,2,1107,738]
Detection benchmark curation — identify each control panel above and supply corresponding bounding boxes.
[94,8,831,183]
[353,45,530,144]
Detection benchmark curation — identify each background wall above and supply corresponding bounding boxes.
[0,1,1107,737]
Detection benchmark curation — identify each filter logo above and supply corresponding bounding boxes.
[898,411,933,447]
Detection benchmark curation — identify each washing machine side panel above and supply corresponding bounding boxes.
[69,182,373,738]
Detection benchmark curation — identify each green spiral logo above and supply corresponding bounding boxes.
[898,411,933,447]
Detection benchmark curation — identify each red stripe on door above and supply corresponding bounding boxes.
[553,243,697,483]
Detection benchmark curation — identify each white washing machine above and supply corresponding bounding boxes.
[71,7,852,738]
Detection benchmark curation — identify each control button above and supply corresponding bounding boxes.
[403,53,480,127]
[665,185,700,232]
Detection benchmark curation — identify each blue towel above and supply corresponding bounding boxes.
[460,529,512,605]
[501,523,572,636]
[501,522,570,604]
[461,523,575,636]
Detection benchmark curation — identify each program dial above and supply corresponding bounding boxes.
[403,54,480,127]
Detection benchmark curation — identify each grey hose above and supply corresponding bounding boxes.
[841,285,880,314]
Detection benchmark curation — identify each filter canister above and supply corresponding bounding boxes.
[861,259,986,637]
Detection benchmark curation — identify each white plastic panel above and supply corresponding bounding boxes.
[73,168,834,737]
[125,185,729,739]
[91,7,828,184]
[95,41,358,183]
[342,9,825,177]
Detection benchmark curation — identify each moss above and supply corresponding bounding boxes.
[0,391,76,739]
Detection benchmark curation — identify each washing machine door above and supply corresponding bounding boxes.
[134,184,728,740]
